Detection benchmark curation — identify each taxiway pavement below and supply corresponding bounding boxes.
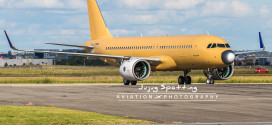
[0,83,272,124]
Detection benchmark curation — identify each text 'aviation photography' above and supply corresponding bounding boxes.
[1,0,272,125]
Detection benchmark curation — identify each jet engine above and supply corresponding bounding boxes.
[204,64,234,80]
[120,59,151,81]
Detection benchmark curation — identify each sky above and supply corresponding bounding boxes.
[0,0,272,52]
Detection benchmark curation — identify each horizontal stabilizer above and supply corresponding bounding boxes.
[46,43,94,49]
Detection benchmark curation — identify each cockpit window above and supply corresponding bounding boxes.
[211,44,216,48]
[207,44,212,48]
[217,44,226,48]
[225,44,231,48]
[207,43,231,49]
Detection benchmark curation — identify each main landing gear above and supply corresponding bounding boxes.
[205,70,214,84]
[123,79,137,86]
[178,70,192,85]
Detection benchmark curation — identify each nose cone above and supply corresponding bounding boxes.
[222,50,235,65]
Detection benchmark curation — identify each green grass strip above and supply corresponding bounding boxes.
[0,105,151,125]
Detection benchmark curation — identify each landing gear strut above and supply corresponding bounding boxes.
[123,79,137,85]
[178,70,192,85]
[206,70,214,84]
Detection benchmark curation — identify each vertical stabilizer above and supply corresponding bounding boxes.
[259,32,265,50]
[87,0,113,40]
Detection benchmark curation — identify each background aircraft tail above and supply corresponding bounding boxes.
[87,0,113,40]
[259,32,265,50]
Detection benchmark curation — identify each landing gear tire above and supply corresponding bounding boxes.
[178,70,192,85]
[206,79,210,84]
[185,76,192,84]
[123,79,130,85]
[206,79,214,84]
[178,76,185,85]
[131,81,137,85]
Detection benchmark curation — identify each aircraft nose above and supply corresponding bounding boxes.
[221,50,235,65]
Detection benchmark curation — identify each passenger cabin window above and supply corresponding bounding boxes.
[106,44,198,50]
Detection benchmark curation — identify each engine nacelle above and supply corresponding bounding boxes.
[120,59,151,81]
[204,64,234,80]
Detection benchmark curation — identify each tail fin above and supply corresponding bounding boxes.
[259,32,265,50]
[87,0,113,40]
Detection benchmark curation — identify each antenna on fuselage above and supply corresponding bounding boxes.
[206,31,210,36]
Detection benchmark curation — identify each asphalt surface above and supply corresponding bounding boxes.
[0,83,272,124]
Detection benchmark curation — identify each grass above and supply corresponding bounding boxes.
[0,66,120,77]
[0,105,152,125]
[0,66,271,83]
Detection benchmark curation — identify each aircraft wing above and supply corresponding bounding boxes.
[234,50,264,56]
[234,32,265,56]
[4,31,161,63]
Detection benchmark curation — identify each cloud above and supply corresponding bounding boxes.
[62,15,89,29]
[0,19,5,26]
[266,19,272,28]
[66,0,86,9]
[0,19,16,27]
[146,29,167,36]
[118,0,205,10]
[260,5,270,17]
[124,14,159,24]
[119,0,154,9]
[180,28,187,32]
[231,1,253,17]
[12,0,64,8]
[60,30,76,36]
[114,0,254,27]
[111,29,136,36]
[1,0,86,9]
[201,1,253,17]
[45,10,72,14]
[201,1,228,16]
[163,0,205,10]
[0,0,6,7]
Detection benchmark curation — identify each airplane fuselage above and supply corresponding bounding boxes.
[84,35,232,71]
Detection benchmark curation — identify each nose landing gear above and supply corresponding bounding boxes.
[206,70,214,84]
[178,70,192,85]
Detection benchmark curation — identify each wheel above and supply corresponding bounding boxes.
[123,79,130,85]
[131,81,137,85]
[185,76,192,84]
[206,79,211,84]
[206,79,214,84]
[210,79,215,84]
[178,76,185,85]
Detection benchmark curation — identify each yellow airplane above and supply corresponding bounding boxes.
[4,0,265,85]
